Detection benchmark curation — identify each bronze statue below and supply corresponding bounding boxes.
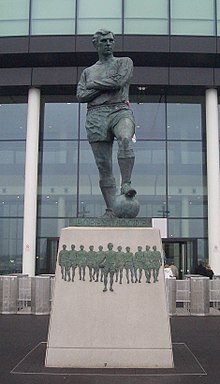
[77,29,136,218]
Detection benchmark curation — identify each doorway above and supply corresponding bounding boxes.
[45,237,59,274]
[162,238,198,279]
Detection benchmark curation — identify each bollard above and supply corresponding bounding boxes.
[0,276,18,314]
[190,276,209,316]
[165,278,176,316]
[31,276,50,315]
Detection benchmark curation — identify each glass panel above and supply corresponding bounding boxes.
[134,141,166,217]
[124,0,169,35]
[167,97,203,140]
[0,0,29,36]
[171,0,214,19]
[167,141,207,218]
[0,21,29,36]
[217,0,220,35]
[0,0,29,19]
[171,20,214,35]
[171,0,215,36]
[43,103,78,139]
[0,141,26,217]
[131,99,166,139]
[31,0,75,35]
[0,104,27,139]
[124,19,168,35]
[168,218,207,238]
[38,141,78,218]
[77,0,122,34]
[79,103,87,139]
[37,218,70,238]
[31,20,75,35]
[0,101,26,273]
[197,238,208,261]
[125,0,168,18]
[32,0,75,18]
[77,19,121,35]
[0,218,23,274]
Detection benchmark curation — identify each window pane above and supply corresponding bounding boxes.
[31,0,76,35]
[167,97,202,140]
[0,218,23,274]
[43,103,78,139]
[0,0,29,36]
[0,141,26,216]
[79,103,87,139]
[131,100,165,139]
[168,218,207,238]
[124,0,169,34]
[167,141,207,218]
[0,104,27,139]
[134,141,166,217]
[38,141,78,218]
[31,20,75,35]
[77,0,122,34]
[171,0,215,36]
[217,0,220,35]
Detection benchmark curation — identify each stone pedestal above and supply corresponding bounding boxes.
[45,225,173,368]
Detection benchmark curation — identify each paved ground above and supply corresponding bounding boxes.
[0,314,220,384]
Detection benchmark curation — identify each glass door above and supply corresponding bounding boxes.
[162,238,197,279]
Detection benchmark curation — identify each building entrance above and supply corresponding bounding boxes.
[162,238,198,279]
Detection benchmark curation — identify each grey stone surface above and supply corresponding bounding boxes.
[45,226,173,368]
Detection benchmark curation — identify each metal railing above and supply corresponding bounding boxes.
[0,274,220,316]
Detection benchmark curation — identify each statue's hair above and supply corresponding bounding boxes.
[92,29,115,46]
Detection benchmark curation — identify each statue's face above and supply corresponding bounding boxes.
[96,33,115,57]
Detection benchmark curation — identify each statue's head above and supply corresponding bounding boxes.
[107,242,113,250]
[92,29,115,49]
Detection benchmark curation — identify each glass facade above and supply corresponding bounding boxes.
[0,101,27,273]
[171,0,215,36]
[0,94,209,273]
[31,0,76,35]
[24,95,208,273]
[0,0,220,36]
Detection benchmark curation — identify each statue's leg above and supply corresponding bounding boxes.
[90,142,116,216]
[113,118,136,197]
[103,272,108,292]
[110,272,114,291]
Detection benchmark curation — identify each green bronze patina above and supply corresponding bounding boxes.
[77,29,139,219]
[58,243,162,291]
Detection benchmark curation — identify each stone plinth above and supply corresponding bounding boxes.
[45,226,173,368]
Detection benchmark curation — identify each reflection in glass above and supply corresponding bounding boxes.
[167,141,207,218]
[124,0,169,35]
[0,104,27,139]
[131,101,165,139]
[43,103,78,139]
[0,0,29,36]
[31,0,76,35]
[134,141,166,217]
[171,0,215,36]
[168,218,207,238]
[167,99,202,139]
[77,0,122,34]
[0,218,23,273]
[38,141,78,218]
